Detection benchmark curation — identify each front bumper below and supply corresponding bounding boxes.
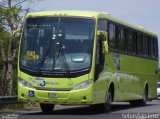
[18,84,93,104]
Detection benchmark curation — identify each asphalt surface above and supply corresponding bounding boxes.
[0,100,160,119]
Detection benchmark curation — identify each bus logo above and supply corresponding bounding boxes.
[38,81,46,87]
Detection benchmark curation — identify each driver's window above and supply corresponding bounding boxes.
[97,19,107,65]
[98,19,108,31]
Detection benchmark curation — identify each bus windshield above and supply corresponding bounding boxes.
[20,17,95,73]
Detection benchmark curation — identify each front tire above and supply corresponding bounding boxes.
[40,103,55,113]
[103,91,112,112]
[91,91,112,112]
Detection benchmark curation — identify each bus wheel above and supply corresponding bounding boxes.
[139,87,148,106]
[103,91,112,112]
[130,87,147,106]
[40,103,55,113]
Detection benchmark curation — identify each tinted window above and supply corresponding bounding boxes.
[153,39,158,58]
[151,38,155,58]
[136,33,142,55]
[108,23,116,50]
[118,27,126,52]
[20,17,95,72]
[98,19,108,31]
[127,30,135,54]
[142,35,149,57]
[148,36,152,57]
[133,32,137,54]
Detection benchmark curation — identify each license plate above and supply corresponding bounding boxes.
[48,92,57,98]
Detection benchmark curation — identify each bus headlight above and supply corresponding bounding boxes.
[73,79,93,90]
[18,77,33,88]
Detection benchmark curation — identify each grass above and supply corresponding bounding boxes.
[0,102,40,111]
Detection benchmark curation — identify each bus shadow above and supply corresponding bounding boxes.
[23,102,158,115]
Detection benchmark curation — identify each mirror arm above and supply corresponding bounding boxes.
[13,29,22,36]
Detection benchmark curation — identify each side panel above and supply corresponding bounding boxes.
[93,52,158,103]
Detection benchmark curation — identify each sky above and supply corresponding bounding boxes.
[31,0,159,38]
[28,0,160,65]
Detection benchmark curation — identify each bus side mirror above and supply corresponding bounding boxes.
[102,40,108,54]
[11,29,22,49]
[97,30,109,54]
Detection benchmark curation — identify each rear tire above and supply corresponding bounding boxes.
[130,87,148,106]
[138,87,148,106]
[40,103,55,113]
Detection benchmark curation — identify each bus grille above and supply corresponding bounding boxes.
[35,87,72,91]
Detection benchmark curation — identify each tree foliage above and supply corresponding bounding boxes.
[0,0,33,96]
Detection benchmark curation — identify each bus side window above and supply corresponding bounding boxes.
[136,33,142,56]
[148,36,152,58]
[142,35,149,57]
[153,39,158,59]
[145,35,149,57]
[108,23,116,51]
[152,38,155,58]
[133,32,137,55]
[127,30,135,54]
[118,27,126,52]
[150,38,154,58]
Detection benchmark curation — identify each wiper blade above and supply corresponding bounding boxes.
[54,44,71,77]
[37,40,52,71]
[37,27,57,71]
[37,47,50,69]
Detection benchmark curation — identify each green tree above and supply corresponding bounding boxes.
[0,0,32,96]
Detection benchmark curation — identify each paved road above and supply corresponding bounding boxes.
[1,100,160,119]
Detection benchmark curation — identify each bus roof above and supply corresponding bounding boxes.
[27,10,157,37]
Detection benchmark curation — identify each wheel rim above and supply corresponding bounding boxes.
[143,90,147,102]
[108,92,112,104]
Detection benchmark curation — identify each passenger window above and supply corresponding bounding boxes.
[142,35,149,57]
[109,23,116,51]
[133,32,137,54]
[153,39,158,59]
[127,30,135,54]
[137,34,143,55]
[150,38,154,58]
[148,36,152,57]
[118,27,126,52]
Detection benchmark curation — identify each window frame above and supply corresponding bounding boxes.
[126,29,135,55]
[104,19,158,60]
[117,26,126,53]
[97,19,108,31]
[108,22,117,51]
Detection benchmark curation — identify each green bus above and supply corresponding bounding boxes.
[17,11,158,113]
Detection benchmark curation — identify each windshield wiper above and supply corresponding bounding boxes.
[37,39,52,71]
[54,43,71,77]
[37,26,57,71]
